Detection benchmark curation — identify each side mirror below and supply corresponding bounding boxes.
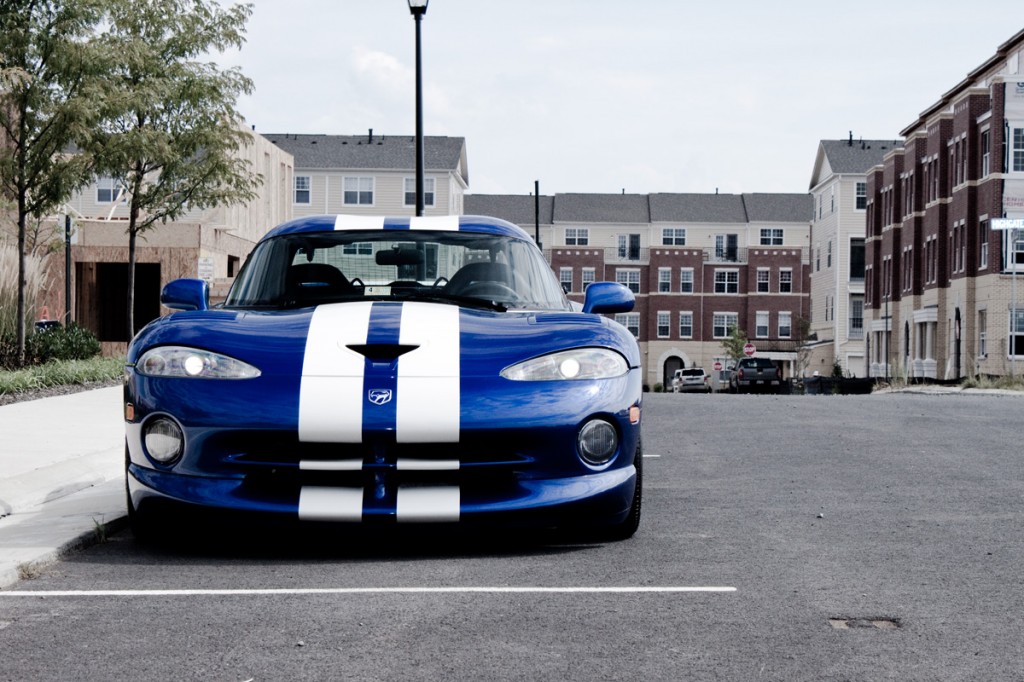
[582,281,634,314]
[161,278,209,311]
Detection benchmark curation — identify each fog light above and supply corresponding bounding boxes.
[578,419,618,466]
[144,417,183,464]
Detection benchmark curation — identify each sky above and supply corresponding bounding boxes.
[217,1,1023,197]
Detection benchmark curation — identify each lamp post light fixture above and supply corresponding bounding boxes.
[408,0,429,217]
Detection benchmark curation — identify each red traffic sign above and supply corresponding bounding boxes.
[713,361,723,371]
[743,343,756,356]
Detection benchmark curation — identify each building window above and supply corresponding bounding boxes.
[778,311,792,339]
[96,176,120,203]
[981,129,990,177]
[757,269,769,293]
[582,267,595,290]
[658,268,671,293]
[713,313,738,339]
[979,220,989,270]
[343,177,374,205]
[755,311,769,338]
[779,269,793,293]
[714,270,738,294]
[715,234,738,261]
[616,269,640,294]
[1011,310,1024,356]
[680,268,694,293]
[342,242,373,256]
[827,240,832,268]
[657,311,670,338]
[978,310,987,358]
[403,177,435,207]
[1011,230,1024,270]
[760,228,783,246]
[616,313,640,339]
[617,234,641,260]
[679,312,693,338]
[662,228,686,245]
[856,182,867,210]
[850,238,865,280]
[294,176,311,204]
[1013,127,1024,172]
[565,228,589,246]
[849,296,864,339]
[559,267,573,293]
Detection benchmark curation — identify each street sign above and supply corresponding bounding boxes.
[992,218,1024,230]
[743,343,756,356]
[713,361,723,371]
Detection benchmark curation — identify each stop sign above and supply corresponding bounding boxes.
[713,361,723,371]
[743,343,756,356]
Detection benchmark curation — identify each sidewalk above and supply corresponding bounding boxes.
[0,386,125,588]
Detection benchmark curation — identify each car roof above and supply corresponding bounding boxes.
[261,214,533,242]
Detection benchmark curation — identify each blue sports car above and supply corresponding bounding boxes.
[124,214,643,539]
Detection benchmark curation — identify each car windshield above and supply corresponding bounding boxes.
[681,369,704,376]
[224,229,572,312]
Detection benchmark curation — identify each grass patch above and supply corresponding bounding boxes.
[0,356,124,396]
[961,375,1024,391]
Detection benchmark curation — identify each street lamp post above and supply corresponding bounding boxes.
[408,0,428,217]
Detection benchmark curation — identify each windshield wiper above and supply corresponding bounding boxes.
[390,289,509,312]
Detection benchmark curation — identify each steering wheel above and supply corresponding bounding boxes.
[432,276,449,288]
[459,281,521,302]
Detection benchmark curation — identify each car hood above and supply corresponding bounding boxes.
[128,301,641,378]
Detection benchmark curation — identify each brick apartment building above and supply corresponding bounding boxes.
[466,192,812,389]
[865,28,1024,381]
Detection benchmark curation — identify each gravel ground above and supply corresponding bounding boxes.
[0,378,121,407]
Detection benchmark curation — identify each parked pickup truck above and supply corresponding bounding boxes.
[728,357,782,393]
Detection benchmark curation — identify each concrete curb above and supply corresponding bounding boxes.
[0,479,127,589]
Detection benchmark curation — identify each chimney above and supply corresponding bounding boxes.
[848,131,853,146]
[368,128,374,143]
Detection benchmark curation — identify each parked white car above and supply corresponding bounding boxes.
[671,367,711,393]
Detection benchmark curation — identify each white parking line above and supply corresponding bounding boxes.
[0,586,736,597]
[642,454,661,458]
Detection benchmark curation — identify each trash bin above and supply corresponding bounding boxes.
[805,373,821,395]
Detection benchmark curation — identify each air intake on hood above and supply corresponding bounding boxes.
[347,344,418,363]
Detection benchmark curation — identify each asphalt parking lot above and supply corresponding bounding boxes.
[1,391,1022,681]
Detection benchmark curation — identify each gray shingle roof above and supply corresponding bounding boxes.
[649,193,748,223]
[553,193,651,224]
[265,133,466,175]
[820,139,902,174]
[464,194,554,225]
[742,193,812,223]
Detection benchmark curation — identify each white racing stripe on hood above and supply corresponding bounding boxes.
[396,302,461,443]
[298,302,373,443]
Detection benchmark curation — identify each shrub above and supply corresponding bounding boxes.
[26,324,101,363]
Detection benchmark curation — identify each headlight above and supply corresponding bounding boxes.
[501,348,628,381]
[143,416,184,464]
[136,346,261,379]
[578,419,618,466]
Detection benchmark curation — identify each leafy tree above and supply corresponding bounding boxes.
[92,0,260,338]
[0,0,105,365]
[720,324,748,365]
